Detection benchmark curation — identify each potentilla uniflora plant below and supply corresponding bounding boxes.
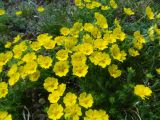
[0,0,160,119]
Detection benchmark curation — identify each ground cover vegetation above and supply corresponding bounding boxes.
[0,0,160,120]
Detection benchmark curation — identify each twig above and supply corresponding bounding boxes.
[23,106,30,120]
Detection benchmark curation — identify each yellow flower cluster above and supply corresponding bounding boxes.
[126,31,146,57]
[0,9,5,16]
[108,64,121,78]
[146,6,154,20]
[134,85,152,100]
[156,68,160,74]
[124,7,135,16]
[0,111,12,120]
[0,1,158,119]
[74,0,117,10]
[0,6,45,17]
[0,51,13,72]
[84,109,109,120]
[133,31,145,50]
[44,76,108,120]
[1,10,141,92]
[44,77,66,103]
[37,6,45,12]
[16,11,22,16]
[111,44,126,62]
[0,82,8,98]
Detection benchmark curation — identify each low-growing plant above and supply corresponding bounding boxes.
[0,0,160,120]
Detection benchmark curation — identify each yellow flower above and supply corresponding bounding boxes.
[19,41,28,51]
[157,13,160,19]
[13,41,27,58]
[74,43,93,55]
[13,42,27,59]
[90,52,111,68]
[134,84,152,100]
[23,61,37,75]
[84,109,109,120]
[89,51,102,65]
[3,114,12,120]
[54,36,65,46]
[16,11,22,16]
[0,9,5,16]
[148,26,154,41]
[0,52,13,66]
[5,51,13,61]
[0,111,8,119]
[37,33,55,49]
[110,44,127,62]
[72,63,88,77]
[43,39,56,50]
[155,27,160,36]
[98,52,111,68]
[103,32,117,44]
[53,61,69,77]
[88,1,101,9]
[48,91,61,103]
[0,65,3,73]
[37,55,52,69]
[56,49,68,61]
[110,0,118,9]
[124,7,134,16]
[75,0,84,8]
[91,27,102,39]
[8,73,20,86]
[60,27,70,36]
[78,92,93,109]
[133,31,145,50]
[71,52,87,65]
[63,92,77,106]
[128,48,139,57]
[71,22,83,36]
[18,66,27,78]
[156,68,160,74]
[98,110,110,120]
[30,41,41,51]
[146,6,154,20]
[13,34,21,43]
[84,23,94,33]
[95,12,108,29]
[64,37,78,52]
[108,64,122,78]
[84,0,91,2]
[82,34,94,44]
[5,42,12,48]
[0,111,12,120]
[17,60,25,66]
[64,104,82,120]
[57,83,66,96]
[12,47,22,59]
[0,82,8,98]
[37,6,45,12]
[47,103,63,120]
[43,77,59,92]
[133,41,143,50]
[22,52,37,63]
[29,70,40,82]
[113,27,126,41]
[114,18,121,28]
[7,64,18,77]
[101,5,110,11]
[94,39,108,51]
[134,31,145,44]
